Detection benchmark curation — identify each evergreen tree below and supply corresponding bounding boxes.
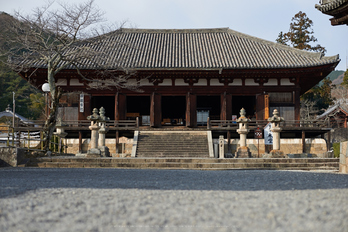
[341,69,348,89]
[278,11,332,119]
[278,11,326,54]
[301,77,335,114]
[276,32,287,45]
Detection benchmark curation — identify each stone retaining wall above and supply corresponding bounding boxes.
[214,138,328,158]
[0,147,26,167]
[339,141,348,173]
[66,138,134,156]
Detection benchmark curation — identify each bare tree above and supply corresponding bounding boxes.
[0,0,137,152]
[300,99,319,123]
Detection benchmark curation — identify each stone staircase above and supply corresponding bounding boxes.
[26,157,339,171]
[135,131,210,158]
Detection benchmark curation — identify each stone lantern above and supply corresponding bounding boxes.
[54,119,68,153]
[98,107,110,157]
[267,109,286,158]
[87,108,101,157]
[235,108,251,158]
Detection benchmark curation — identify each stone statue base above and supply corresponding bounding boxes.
[99,146,110,157]
[263,150,287,158]
[87,148,101,157]
[235,146,251,158]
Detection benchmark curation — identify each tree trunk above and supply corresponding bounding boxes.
[42,87,62,152]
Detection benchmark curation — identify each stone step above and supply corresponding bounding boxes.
[137,147,208,149]
[26,157,339,171]
[136,131,210,158]
[29,157,339,163]
[27,161,339,171]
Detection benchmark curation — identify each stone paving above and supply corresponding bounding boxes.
[0,168,347,232]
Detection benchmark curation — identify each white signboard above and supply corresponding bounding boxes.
[79,94,84,113]
[264,123,273,145]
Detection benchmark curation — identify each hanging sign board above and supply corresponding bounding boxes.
[79,94,84,113]
[264,123,273,145]
[254,127,263,139]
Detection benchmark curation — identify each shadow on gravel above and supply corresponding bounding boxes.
[0,168,347,198]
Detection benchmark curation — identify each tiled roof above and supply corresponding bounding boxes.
[28,28,340,70]
[317,103,348,119]
[315,0,348,12]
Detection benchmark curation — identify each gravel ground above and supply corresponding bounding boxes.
[0,168,347,232]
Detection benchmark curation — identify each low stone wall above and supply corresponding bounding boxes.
[63,137,328,158]
[339,141,348,173]
[214,138,328,158]
[0,147,26,167]
[66,137,134,156]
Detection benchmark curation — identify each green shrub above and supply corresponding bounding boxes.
[333,143,340,158]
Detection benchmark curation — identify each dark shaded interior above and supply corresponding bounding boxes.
[91,96,115,120]
[197,96,221,120]
[127,96,150,116]
[161,96,186,121]
[232,96,256,119]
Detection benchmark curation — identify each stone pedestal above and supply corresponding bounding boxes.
[235,108,251,158]
[54,121,68,153]
[89,124,100,149]
[98,126,110,157]
[264,150,286,158]
[235,146,251,158]
[87,148,101,157]
[219,135,224,159]
[87,108,101,157]
[267,109,285,158]
[98,107,110,157]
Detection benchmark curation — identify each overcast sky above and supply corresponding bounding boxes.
[2,0,347,71]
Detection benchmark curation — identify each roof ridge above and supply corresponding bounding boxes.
[119,27,230,34]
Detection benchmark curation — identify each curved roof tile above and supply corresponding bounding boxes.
[28,28,340,70]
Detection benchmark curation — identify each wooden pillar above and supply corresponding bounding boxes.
[302,131,306,153]
[256,93,269,120]
[220,92,232,120]
[327,131,331,151]
[116,130,119,154]
[294,90,301,121]
[78,131,82,153]
[115,93,127,121]
[186,92,197,127]
[150,92,161,127]
[227,131,231,153]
